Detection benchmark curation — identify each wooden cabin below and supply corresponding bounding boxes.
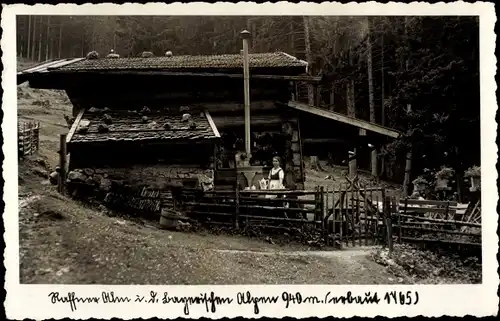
[17,51,313,200]
[18,49,401,213]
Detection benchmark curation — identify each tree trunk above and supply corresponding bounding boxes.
[81,35,85,57]
[402,149,412,197]
[303,16,314,106]
[454,146,464,203]
[37,16,43,62]
[113,17,117,51]
[381,31,385,126]
[310,156,322,171]
[349,149,357,178]
[27,15,32,59]
[58,18,63,58]
[347,46,356,117]
[367,18,375,124]
[31,15,36,61]
[329,82,335,111]
[45,16,50,61]
[366,18,377,178]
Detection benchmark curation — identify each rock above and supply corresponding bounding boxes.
[99,178,112,192]
[163,122,172,130]
[86,51,99,60]
[79,119,90,127]
[49,171,59,185]
[264,236,275,244]
[88,107,101,113]
[98,124,109,133]
[102,114,113,125]
[141,51,154,58]
[32,167,49,178]
[180,106,190,112]
[177,221,192,231]
[141,106,151,114]
[35,157,50,169]
[67,171,86,182]
[147,121,158,129]
[92,174,103,185]
[188,121,197,129]
[181,113,191,122]
[103,107,111,112]
[77,127,89,134]
[83,168,95,176]
[141,116,149,123]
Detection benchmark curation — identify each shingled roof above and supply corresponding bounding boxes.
[68,109,221,144]
[52,52,307,72]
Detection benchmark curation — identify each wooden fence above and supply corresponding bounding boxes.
[387,198,481,251]
[168,179,391,248]
[175,187,324,232]
[18,121,40,158]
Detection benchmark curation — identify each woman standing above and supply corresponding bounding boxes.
[268,156,285,190]
[266,156,290,217]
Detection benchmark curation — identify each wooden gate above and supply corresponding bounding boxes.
[322,178,388,248]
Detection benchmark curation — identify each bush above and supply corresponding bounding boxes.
[464,165,480,177]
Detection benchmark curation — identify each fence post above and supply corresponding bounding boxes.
[337,184,342,249]
[324,186,329,246]
[394,197,402,244]
[234,181,240,229]
[58,134,67,194]
[320,185,325,242]
[36,122,40,152]
[386,196,394,254]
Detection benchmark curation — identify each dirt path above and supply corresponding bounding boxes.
[18,189,398,285]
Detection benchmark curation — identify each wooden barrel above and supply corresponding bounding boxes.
[159,208,180,230]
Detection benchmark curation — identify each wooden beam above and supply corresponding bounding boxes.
[200,101,278,114]
[53,70,322,83]
[242,31,251,156]
[204,110,221,138]
[286,101,401,138]
[211,115,292,128]
[58,134,68,194]
[66,108,85,144]
[303,138,345,144]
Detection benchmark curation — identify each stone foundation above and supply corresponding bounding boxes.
[66,165,214,215]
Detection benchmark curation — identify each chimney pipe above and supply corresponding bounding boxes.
[241,30,251,157]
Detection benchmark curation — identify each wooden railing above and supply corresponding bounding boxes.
[388,198,481,251]
[173,187,324,232]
